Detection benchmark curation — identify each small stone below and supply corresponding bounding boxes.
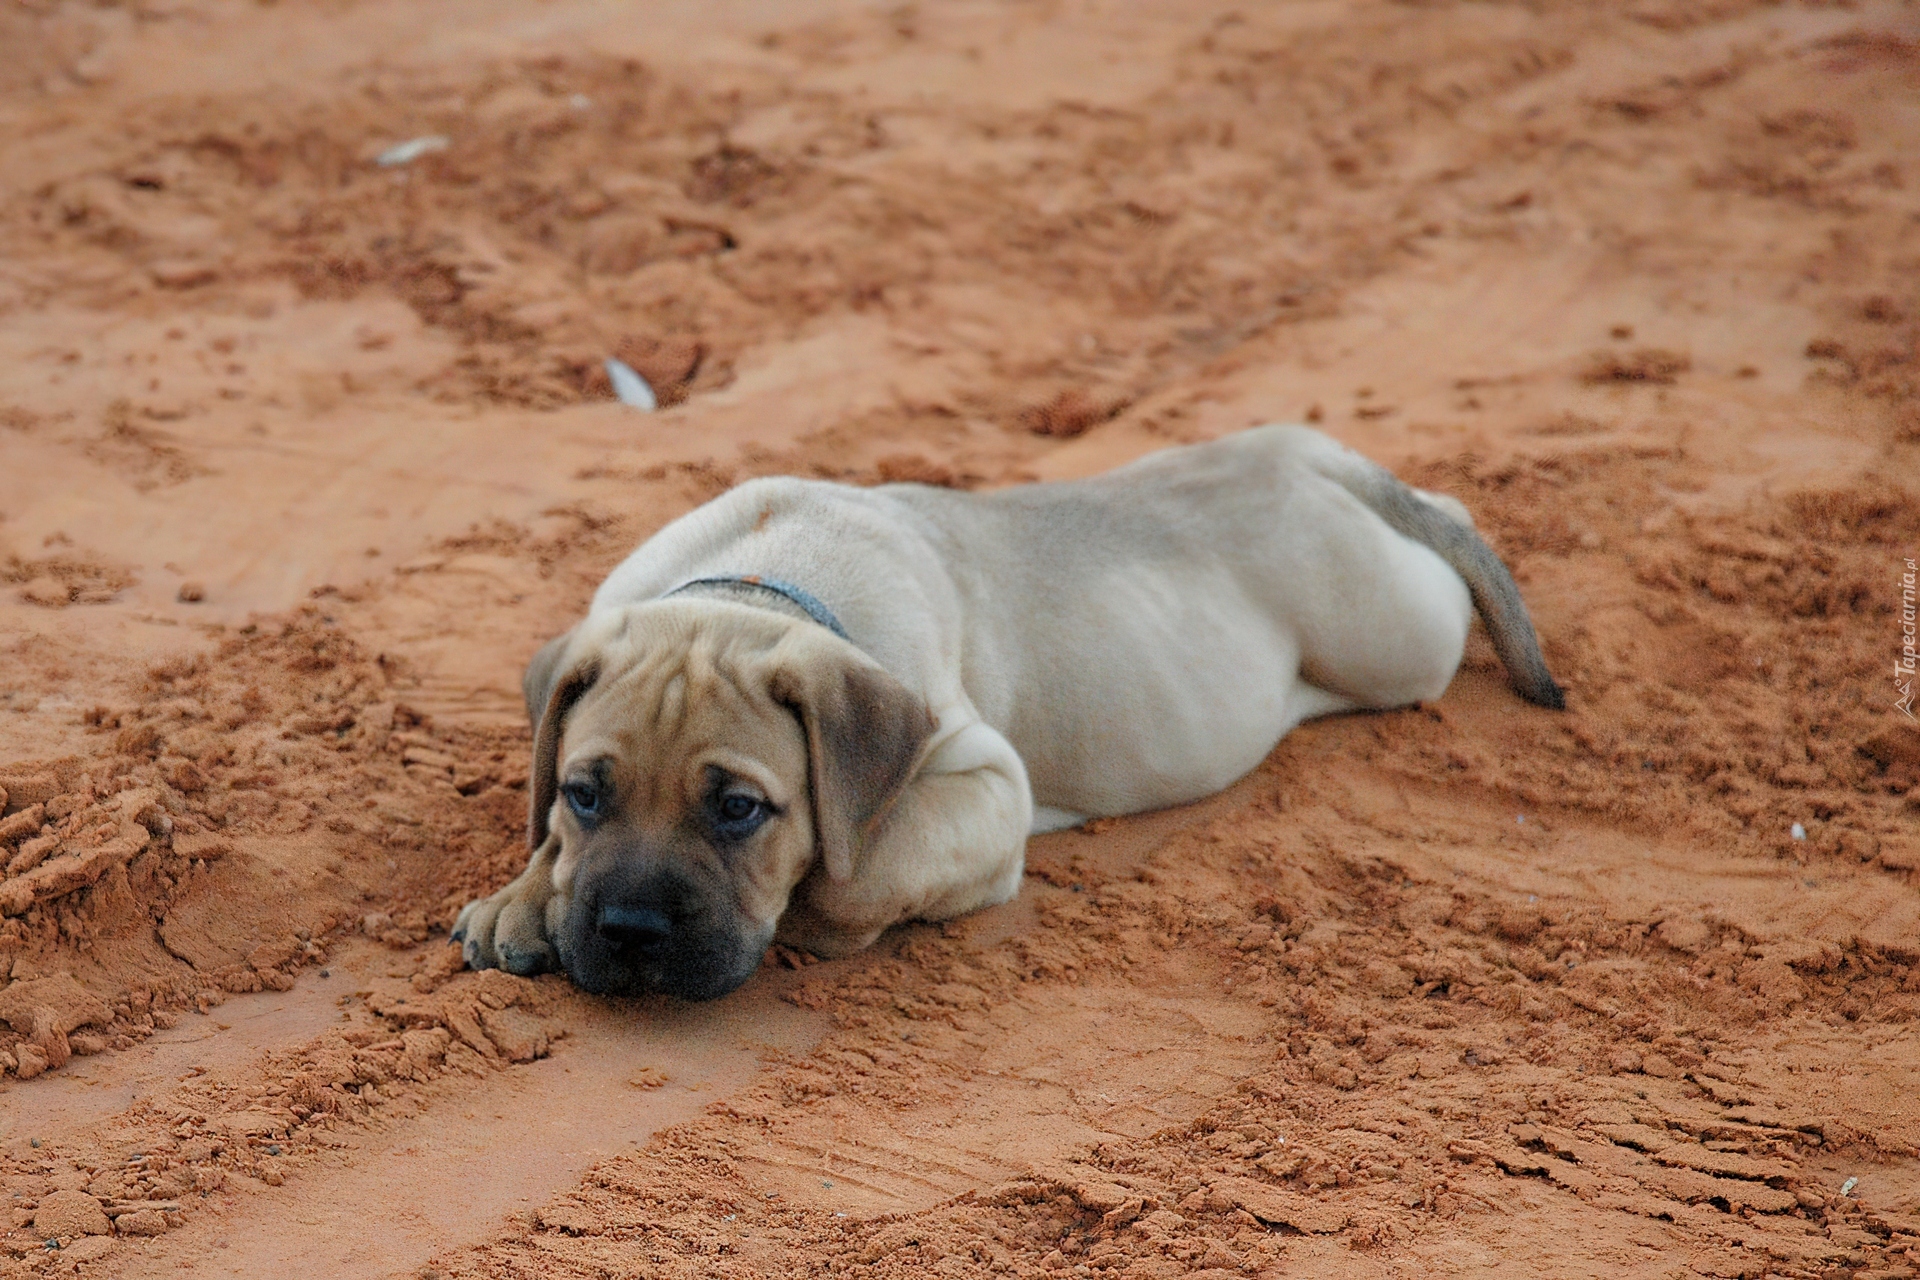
[374,135,448,167]
[603,356,657,411]
[176,582,205,603]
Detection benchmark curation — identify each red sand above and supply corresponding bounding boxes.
[2,1,1918,1276]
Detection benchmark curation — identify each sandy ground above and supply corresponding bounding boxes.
[2,0,1919,1276]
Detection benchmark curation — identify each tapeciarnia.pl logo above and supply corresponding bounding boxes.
[1897,557,1917,720]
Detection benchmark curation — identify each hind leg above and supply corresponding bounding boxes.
[1295,518,1474,709]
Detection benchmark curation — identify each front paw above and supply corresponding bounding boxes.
[452,881,561,976]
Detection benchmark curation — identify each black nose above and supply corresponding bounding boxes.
[597,904,673,953]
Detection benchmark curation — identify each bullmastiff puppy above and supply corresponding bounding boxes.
[454,425,1562,1000]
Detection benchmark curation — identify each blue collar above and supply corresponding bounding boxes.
[662,575,850,641]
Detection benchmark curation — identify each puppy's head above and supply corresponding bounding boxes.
[525,601,933,1001]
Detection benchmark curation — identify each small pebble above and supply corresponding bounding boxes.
[1841,1176,1858,1197]
[375,135,449,167]
[604,357,657,411]
[1790,822,1806,841]
[1516,814,1526,824]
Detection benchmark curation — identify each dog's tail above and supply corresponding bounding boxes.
[1318,443,1565,710]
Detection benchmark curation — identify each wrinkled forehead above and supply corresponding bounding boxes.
[559,608,807,776]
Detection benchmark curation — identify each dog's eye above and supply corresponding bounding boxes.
[711,792,770,839]
[562,781,602,820]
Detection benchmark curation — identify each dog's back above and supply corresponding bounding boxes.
[588,424,1559,818]
[874,425,1560,811]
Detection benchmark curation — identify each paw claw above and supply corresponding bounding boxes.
[497,942,553,976]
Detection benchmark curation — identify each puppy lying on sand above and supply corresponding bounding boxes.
[454,425,1561,999]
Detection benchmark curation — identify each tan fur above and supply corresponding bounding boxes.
[455,425,1559,999]
[454,603,954,996]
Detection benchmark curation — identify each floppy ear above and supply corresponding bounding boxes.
[527,652,601,851]
[522,626,578,729]
[769,636,935,883]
